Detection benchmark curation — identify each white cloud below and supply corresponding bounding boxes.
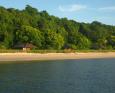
[99,6,115,11]
[58,4,87,12]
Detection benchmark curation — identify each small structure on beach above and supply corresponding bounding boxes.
[14,43,36,51]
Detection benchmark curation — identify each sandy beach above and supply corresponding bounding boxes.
[0,52,115,63]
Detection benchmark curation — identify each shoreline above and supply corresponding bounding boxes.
[0,52,115,63]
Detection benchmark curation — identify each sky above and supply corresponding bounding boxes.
[0,0,115,25]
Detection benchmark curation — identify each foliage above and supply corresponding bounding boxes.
[15,25,43,48]
[0,5,115,50]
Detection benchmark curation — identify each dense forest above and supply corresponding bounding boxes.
[0,5,115,50]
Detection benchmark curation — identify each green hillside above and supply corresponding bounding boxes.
[0,5,115,50]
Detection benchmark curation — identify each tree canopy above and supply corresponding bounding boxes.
[0,5,115,50]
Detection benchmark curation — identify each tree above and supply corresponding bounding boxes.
[25,5,38,15]
[15,25,43,48]
[108,36,115,49]
[44,29,64,49]
[0,5,114,50]
[76,35,91,49]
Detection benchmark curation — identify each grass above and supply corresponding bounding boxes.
[0,49,115,53]
[76,50,115,53]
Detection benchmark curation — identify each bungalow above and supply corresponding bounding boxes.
[14,43,36,51]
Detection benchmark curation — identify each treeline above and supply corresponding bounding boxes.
[0,5,115,50]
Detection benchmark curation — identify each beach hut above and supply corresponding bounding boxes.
[14,43,36,50]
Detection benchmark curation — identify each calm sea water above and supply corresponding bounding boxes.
[0,58,115,93]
